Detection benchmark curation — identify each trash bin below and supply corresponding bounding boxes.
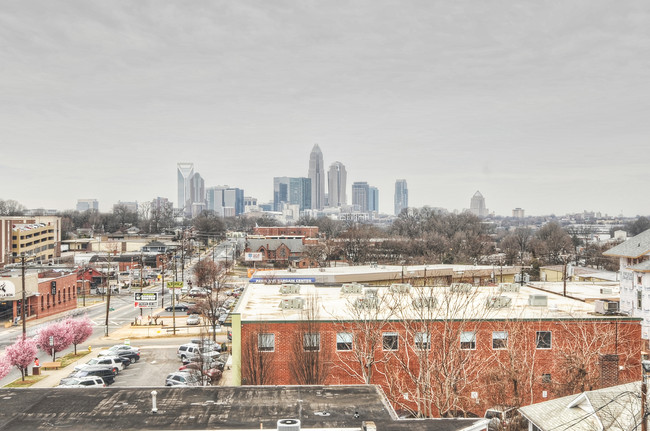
[32,366,40,376]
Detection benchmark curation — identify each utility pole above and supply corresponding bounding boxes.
[20,253,27,338]
[104,252,113,336]
[161,256,166,308]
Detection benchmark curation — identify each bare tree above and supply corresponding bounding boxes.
[241,323,275,385]
[193,260,228,341]
[290,295,331,385]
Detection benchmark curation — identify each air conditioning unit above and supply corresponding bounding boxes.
[341,283,363,294]
[600,288,613,295]
[594,299,619,315]
[355,292,379,309]
[277,419,301,431]
[412,296,437,309]
[528,294,548,307]
[499,283,520,293]
[486,295,512,308]
[450,283,473,293]
[279,297,304,310]
[280,284,300,294]
[389,283,411,294]
[364,288,378,297]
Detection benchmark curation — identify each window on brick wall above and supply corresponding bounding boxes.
[492,331,508,349]
[303,333,320,351]
[258,333,275,352]
[460,331,476,350]
[414,332,431,350]
[383,332,399,351]
[336,332,353,351]
[536,331,552,349]
[541,373,552,383]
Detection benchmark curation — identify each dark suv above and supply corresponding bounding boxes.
[68,366,116,385]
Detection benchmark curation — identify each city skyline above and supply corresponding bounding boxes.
[2,2,649,217]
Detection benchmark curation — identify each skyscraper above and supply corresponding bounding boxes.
[394,179,408,215]
[327,161,347,207]
[470,191,488,217]
[207,186,245,216]
[352,182,369,212]
[177,162,194,215]
[368,186,379,213]
[308,144,325,210]
[76,199,99,212]
[274,177,311,211]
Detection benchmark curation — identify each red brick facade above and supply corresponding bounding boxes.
[254,226,319,237]
[240,317,641,417]
[13,272,78,321]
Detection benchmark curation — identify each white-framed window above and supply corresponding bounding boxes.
[492,331,508,349]
[414,332,431,350]
[383,332,399,351]
[460,331,476,350]
[536,331,552,349]
[303,333,320,351]
[258,333,275,352]
[336,332,353,351]
[638,290,643,309]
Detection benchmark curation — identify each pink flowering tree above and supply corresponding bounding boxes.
[0,355,11,381]
[64,317,93,354]
[5,337,37,381]
[35,321,73,361]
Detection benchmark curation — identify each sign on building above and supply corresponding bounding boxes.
[134,292,159,309]
[245,252,263,262]
[0,280,16,298]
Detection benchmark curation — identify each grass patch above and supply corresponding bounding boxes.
[59,350,91,368]
[4,374,47,388]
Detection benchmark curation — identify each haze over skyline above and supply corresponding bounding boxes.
[1,1,649,217]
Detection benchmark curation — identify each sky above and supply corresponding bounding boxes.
[1,1,649,217]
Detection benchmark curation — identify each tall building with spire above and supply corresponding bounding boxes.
[394,179,408,215]
[327,161,347,207]
[470,191,488,217]
[177,162,194,215]
[308,144,325,210]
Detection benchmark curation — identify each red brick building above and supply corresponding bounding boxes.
[253,226,319,238]
[3,271,78,322]
[232,283,641,418]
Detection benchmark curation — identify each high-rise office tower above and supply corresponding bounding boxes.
[327,161,347,207]
[177,162,194,215]
[76,199,99,212]
[273,177,311,211]
[308,144,325,210]
[352,182,369,212]
[368,186,379,213]
[394,179,408,215]
[470,191,488,217]
[207,186,245,216]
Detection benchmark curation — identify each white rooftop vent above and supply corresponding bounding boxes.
[277,419,301,431]
[594,299,619,315]
[341,283,363,294]
[280,284,300,295]
[412,296,437,309]
[279,297,304,310]
[450,283,473,294]
[528,294,548,307]
[600,288,613,295]
[499,283,520,293]
[389,283,411,294]
[364,288,378,297]
[486,295,512,308]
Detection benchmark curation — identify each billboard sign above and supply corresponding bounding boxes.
[245,252,263,262]
[0,280,16,298]
[134,292,159,308]
[167,281,184,289]
[249,277,316,283]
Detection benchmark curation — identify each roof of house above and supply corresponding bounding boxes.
[0,386,487,431]
[518,382,640,431]
[630,260,650,273]
[603,229,650,258]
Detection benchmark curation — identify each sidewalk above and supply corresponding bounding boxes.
[30,348,102,388]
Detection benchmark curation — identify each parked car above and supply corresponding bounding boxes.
[188,288,209,298]
[165,302,191,312]
[484,406,518,429]
[186,314,201,325]
[165,371,201,387]
[67,366,116,385]
[177,343,221,364]
[178,362,223,382]
[57,376,106,388]
[74,356,124,374]
[98,344,140,357]
[114,350,140,364]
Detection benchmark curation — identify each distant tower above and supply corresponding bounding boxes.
[352,182,370,212]
[327,161,347,207]
[512,208,525,218]
[308,145,325,210]
[394,179,408,216]
[368,186,379,213]
[470,191,488,217]
[177,162,194,215]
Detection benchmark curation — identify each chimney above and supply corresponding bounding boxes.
[600,354,619,387]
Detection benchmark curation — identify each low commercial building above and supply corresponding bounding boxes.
[231,282,641,418]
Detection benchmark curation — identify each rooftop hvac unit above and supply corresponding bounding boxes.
[499,283,520,293]
[364,288,378,297]
[594,299,619,315]
[279,297,304,310]
[355,295,379,309]
[280,284,300,294]
[341,283,363,294]
[277,419,301,431]
[600,288,613,295]
[528,294,548,307]
[389,283,412,294]
[412,296,437,309]
[450,283,473,294]
[486,295,512,308]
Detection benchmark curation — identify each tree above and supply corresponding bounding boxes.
[290,295,331,385]
[193,212,225,244]
[35,321,73,361]
[65,317,93,354]
[5,337,37,381]
[241,323,275,385]
[531,222,573,264]
[625,216,650,237]
[0,199,26,216]
[193,260,228,340]
[0,355,10,381]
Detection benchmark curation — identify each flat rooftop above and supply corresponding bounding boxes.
[236,283,635,323]
[0,386,485,431]
[528,281,620,303]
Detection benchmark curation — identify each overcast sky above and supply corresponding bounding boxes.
[1,1,649,217]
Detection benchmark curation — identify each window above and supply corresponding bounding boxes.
[383,332,399,351]
[303,333,320,351]
[492,331,508,349]
[536,331,552,349]
[638,290,643,309]
[541,373,552,383]
[258,333,275,352]
[460,331,476,350]
[414,332,431,350]
[336,332,353,351]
